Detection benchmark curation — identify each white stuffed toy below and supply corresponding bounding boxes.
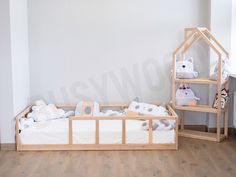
[27,100,74,122]
[127,101,175,131]
[20,117,34,130]
[75,101,123,116]
[176,84,200,106]
[127,101,168,116]
[210,58,231,82]
[176,57,198,79]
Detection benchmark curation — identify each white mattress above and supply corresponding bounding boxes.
[20,118,175,144]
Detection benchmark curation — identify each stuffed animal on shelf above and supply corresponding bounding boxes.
[176,57,198,79]
[210,58,231,81]
[212,88,229,109]
[176,84,200,106]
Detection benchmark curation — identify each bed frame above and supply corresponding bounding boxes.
[15,103,178,151]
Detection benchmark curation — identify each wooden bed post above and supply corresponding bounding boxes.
[15,105,33,150]
[15,117,20,150]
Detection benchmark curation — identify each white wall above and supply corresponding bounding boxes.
[208,0,232,128]
[29,0,210,106]
[0,0,30,144]
[231,0,236,74]
[10,0,30,115]
[2,0,233,144]
[0,0,15,144]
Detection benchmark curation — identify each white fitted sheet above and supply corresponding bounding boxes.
[20,118,175,144]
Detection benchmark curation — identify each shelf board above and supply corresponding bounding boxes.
[179,129,226,142]
[175,78,217,85]
[174,105,223,113]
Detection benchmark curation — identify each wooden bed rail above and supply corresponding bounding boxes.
[68,104,178,150]
[16,104,178,151]
[15,105,32,150]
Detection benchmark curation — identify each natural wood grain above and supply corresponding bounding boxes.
[149,120,153,144]
[122,119,126,144]
[179,129,226,142]
[1,137,236,177]
[175,78,218,84]
[224,81,229,137]
[175,105,219,113]
[68,119,72,144]
[96,120,99,144]
[216,55,222,142]
[180,111,184,130]
[205,28,229,57]
[172,27,229,142]
[16,104,178,151]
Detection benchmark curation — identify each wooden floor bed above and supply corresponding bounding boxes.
[15,103,178,151]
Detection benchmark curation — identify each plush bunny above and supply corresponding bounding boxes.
[176,57,198,79]
[210,58,231,81]
[176,84,200,106]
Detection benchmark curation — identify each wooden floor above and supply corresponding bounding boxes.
[0,137,236,177]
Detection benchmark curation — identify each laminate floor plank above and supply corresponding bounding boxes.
[0,137,236,177]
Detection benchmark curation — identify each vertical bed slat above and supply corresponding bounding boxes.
[122,119,126,144]
[175,115,179,149]
[69,119,72,144]
[149,120,153,144]
[96,120,99,144]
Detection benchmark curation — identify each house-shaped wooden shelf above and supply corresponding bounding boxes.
[172,27,229,142]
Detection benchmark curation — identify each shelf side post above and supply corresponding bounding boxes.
[224,81,229,138]
[172,54,177,108]
[216,54,222,142]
